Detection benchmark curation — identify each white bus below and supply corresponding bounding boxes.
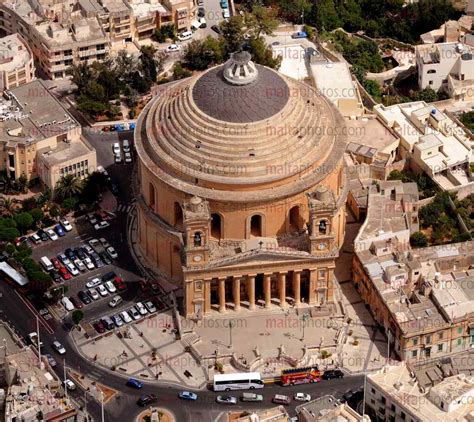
[213,372,264,392]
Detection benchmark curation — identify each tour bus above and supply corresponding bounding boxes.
[213,372,264,392]
[40,256,54,271]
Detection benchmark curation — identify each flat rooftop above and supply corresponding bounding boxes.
[344,118,399,154]
[0,34,32,73]
[38,138,93,166]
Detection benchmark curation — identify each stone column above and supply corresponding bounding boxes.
[218,278,226,313]
[278,272,287,307]
[292,271,301,306]
[309,269,317,305]
[233,276,241,311]
[204,279,211,314]
[264,274,271,308]
[247,275,256,310]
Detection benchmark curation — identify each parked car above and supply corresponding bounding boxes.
[51,258,61,270]
[82,245,94,255]
[211,24,222,35]
[102,271,116,282]
[137,394,157,406]
[61,297,75,311]
[101,316,115,330]
[97,284,108,297]
[78,290,92,305]
[128,307,141,320]
[87,288,100,300]
[112,142,121,155]
[144,301,157,314]
[197,6,205,17]
[124,152,132,163]
[241,392,263,402]
[59,267,71,280]
[100,251,112,265]
[126,378,143,389]
[66,263,79,276]
[83,257,95,270]
[322,369,344,380]
[60,219,73,232]
[177,30,192,41]
[109,296,123,308]
[216,395,237,405]
[37,229,49,241]
[291,31,307,39]
[179,391,198,401]
[75,248,86,260]
[54,225,65,237]
[294,393,311,402]
[120,310,133,323]
[111,314,124,327]
[122,139,131,153]
[222,8,230,18]
[106,246,118,259]
[65,248,76,261]
[29,233,41,244]
[69,296,83,309]
[114,153,122,164]
[135,302,148,316]
[46,229,58,241]
[49,270,61,282]
[44,353,57,368]
[63,379,76,390]
[52,340,66,355]
[90,253,104,268]
[94,221,110,230]
[86,278,101,288]
[93,321,106,333]
[166,44,181,53]
[220,0,228,8]
[105,280,117,293]
[114,277,127,291]
[74,259,86,272]
[272,394,291,405]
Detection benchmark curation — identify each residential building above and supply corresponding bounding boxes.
[0,79,97,188]
[128,0,165,41]
[0,33,35,91]
[366,362,474,422]
[415,42,474,97]
[374,101,473,191]
[161,0,195,32]
[311,61,364,118]
[231,406,290,422]
[296,395,369,421]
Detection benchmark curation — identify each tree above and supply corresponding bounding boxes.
[415,88,438,103]
[70,63,94,92]
[61,197,79,213]
[17,174,28,194]
[173,62,192,80]
[459,111,474,131]
[54,175,83,201]
[248,36,282,69]
[245,5,279,39]
[410,232,428,248]
[30,208,44,224]
[14,212,34,234]
[1,198,15,217]
[72,310,84,325]
[220,15,246,54]
[311,0,341,32]
[80,172,110,205]
[183,37,225,70]
[49,205,60,219]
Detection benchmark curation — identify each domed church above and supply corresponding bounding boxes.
[134,51,348,318]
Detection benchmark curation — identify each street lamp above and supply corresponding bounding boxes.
[228,320,235,349]
[301,314,309,341]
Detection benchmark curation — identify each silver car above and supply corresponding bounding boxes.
[216,395,237,405]
[111,314,123,327]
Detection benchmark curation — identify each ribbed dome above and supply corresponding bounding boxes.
[135,60,347,202]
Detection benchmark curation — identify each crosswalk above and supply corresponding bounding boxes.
[116,201,135,213]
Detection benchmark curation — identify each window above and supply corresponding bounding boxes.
[458,327,463,334]
[148,183,156,209]
[425,335,431,344]
[438,332,443,339]
[289,206,302,232]
[211,213,221,239]
[427,69,436,74]
[429,80,433,85]
[250,214,262,237]
[438,344,443,352]
[391,404,396,412]
[371,388,375,394]
[194,232,202,247]
[318,269,326,279]
[413,338,418,346]
[412,350,417,358]
[457,338,462,346]
[401,411,406,420]
[174,202,183,229]
[319,220,327,234]
[381,397,386,404]
[194,280,203,292]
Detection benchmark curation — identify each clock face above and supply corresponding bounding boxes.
[318,242,326,250]
[193,255,202,262]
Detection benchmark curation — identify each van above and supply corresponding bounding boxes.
[40,256,54,271]
[272,394,291,405]
[241,392,263,402]
[61,297,75,312]
[178,30,192,41]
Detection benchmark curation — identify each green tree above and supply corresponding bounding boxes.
[459,111,474,131]
[54,175,83,201]
[72,310,84,325]
[14,212,34,234]
[183,37,225,70]
[220,15,246,54]
[17,174,28,193]
[173,62,192,80]
[410,231,428,248]
[248,36,282,69]
[30,208,44,224]
[49,205,60,219]
[1,198,16,217]
[245,5,279,39]
[415,88,438,103]
[311,0,341,31]
[62,197,79,213]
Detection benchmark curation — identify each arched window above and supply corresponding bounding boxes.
[211,213,222,239]
[289,206,302,232]
[174,202,183,228]
[427,69,436,74]
[250,215,262,237]
[148,183,156,210]
[319,219,328,234]
[194,232,202,247]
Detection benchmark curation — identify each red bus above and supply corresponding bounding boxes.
[280,366,321,386]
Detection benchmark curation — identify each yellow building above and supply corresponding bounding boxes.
[0,33,35,92]
[134,52,349,318]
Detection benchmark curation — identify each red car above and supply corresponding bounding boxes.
[51,258,61,270]
[93,321,106,333]
[114,276,127,291]
[139,280,150,292]
[59,267,71,281]
[69,297,83,309]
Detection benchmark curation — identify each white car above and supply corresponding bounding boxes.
[128,307,141,320]
[83,244,94,255]
[86,277,101,288]
[122,139,131,153]
[52,340,66,355]
[199,17,207,28]
[120,311,132,324]
[97,284,108,297]
[177,30,192,41]
[74,259,86,272]
[114,153,122,164]
[83,257,95,270]
[135,302,148,316]
[94,221,110,230]
[64,379,76,390]
[109,295,123,308]
[46,229,58,241]
[89,238,100,249]
[144,301,157,314]
[222,8,230,18]
[112,142,121,155]
[124,151,132,163]
[294,393,311,402]
[97,165,109,176]
[105,280,117,293]
[61,219,73,231]
[88,288,99,300]
[66,263,79,276]
[107,246,118,259]
[166,44,181,53]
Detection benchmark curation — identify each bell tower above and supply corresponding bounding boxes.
[183,196,211,268]
[306,186,337,256]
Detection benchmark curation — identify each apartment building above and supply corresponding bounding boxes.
[0,33,35,91]
[366,362,474,422]
[416,42,474,98]
[161,0,195,31]
[375,101,473,191]
[0,79,97,188]
[128,0,165,40]
[296,395,369,421]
